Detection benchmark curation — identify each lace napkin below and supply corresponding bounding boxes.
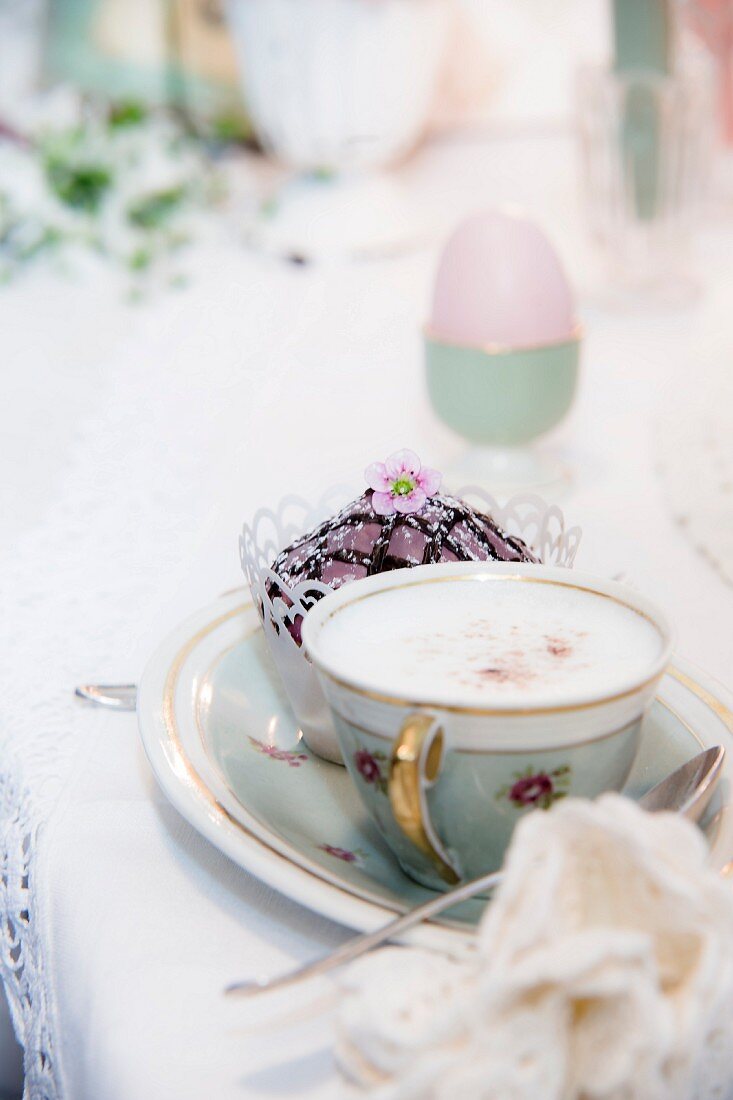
[337,795,733,1100]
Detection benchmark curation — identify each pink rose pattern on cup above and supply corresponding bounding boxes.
[248,736,309,767]
[497,764,571,811]
[354,746,389,794]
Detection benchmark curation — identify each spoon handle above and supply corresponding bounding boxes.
[224,868,502,999]
[75,684,138,710]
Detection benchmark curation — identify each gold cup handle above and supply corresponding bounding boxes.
[388,714,460,885]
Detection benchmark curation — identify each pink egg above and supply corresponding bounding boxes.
[430,210,576,349]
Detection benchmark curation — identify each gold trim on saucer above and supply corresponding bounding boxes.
[656,696,705,751]
[668,667,733,732]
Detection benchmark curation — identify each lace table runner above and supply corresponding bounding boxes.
[0,210,424,1096]
[0,286,226,1099]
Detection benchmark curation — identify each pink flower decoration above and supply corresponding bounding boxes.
[365,449,441,517]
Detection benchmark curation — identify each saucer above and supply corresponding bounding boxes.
[138,591,733,950]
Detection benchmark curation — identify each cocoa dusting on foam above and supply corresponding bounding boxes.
[408,622,593,693]
[545,635,573,659]
[456,648,539,690]
[479,668,514,683]
[477,662,536,688]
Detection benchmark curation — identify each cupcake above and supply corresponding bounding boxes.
[270,449,535,644]
[241,450,581,763]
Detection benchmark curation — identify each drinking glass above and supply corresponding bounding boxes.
[577,62,714,305]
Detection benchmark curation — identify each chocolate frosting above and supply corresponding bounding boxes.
[271,490,536,594]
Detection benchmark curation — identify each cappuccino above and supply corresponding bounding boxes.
[316,575,664,706]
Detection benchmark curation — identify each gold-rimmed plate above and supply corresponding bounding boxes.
[138,590,733,948]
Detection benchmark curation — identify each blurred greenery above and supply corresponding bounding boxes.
[108,101,148,129]
[127,186,187,230]
[0,99,223,296]
[45,157,113,213]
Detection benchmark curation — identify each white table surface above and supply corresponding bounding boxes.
[3,121,733,1100]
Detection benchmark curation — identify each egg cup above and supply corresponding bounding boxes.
[424,327,582,496]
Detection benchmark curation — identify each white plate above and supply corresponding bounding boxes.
[138,590,733,949]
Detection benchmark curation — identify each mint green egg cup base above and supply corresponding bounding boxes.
[425,336,580,446]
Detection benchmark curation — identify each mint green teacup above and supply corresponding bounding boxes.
[302,562,673,892]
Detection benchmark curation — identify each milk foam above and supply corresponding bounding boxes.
[318,577,663,705]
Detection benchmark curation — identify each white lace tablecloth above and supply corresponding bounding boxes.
[3,124,733,1100]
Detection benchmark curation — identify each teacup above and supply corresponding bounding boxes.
[302,562,673,891]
